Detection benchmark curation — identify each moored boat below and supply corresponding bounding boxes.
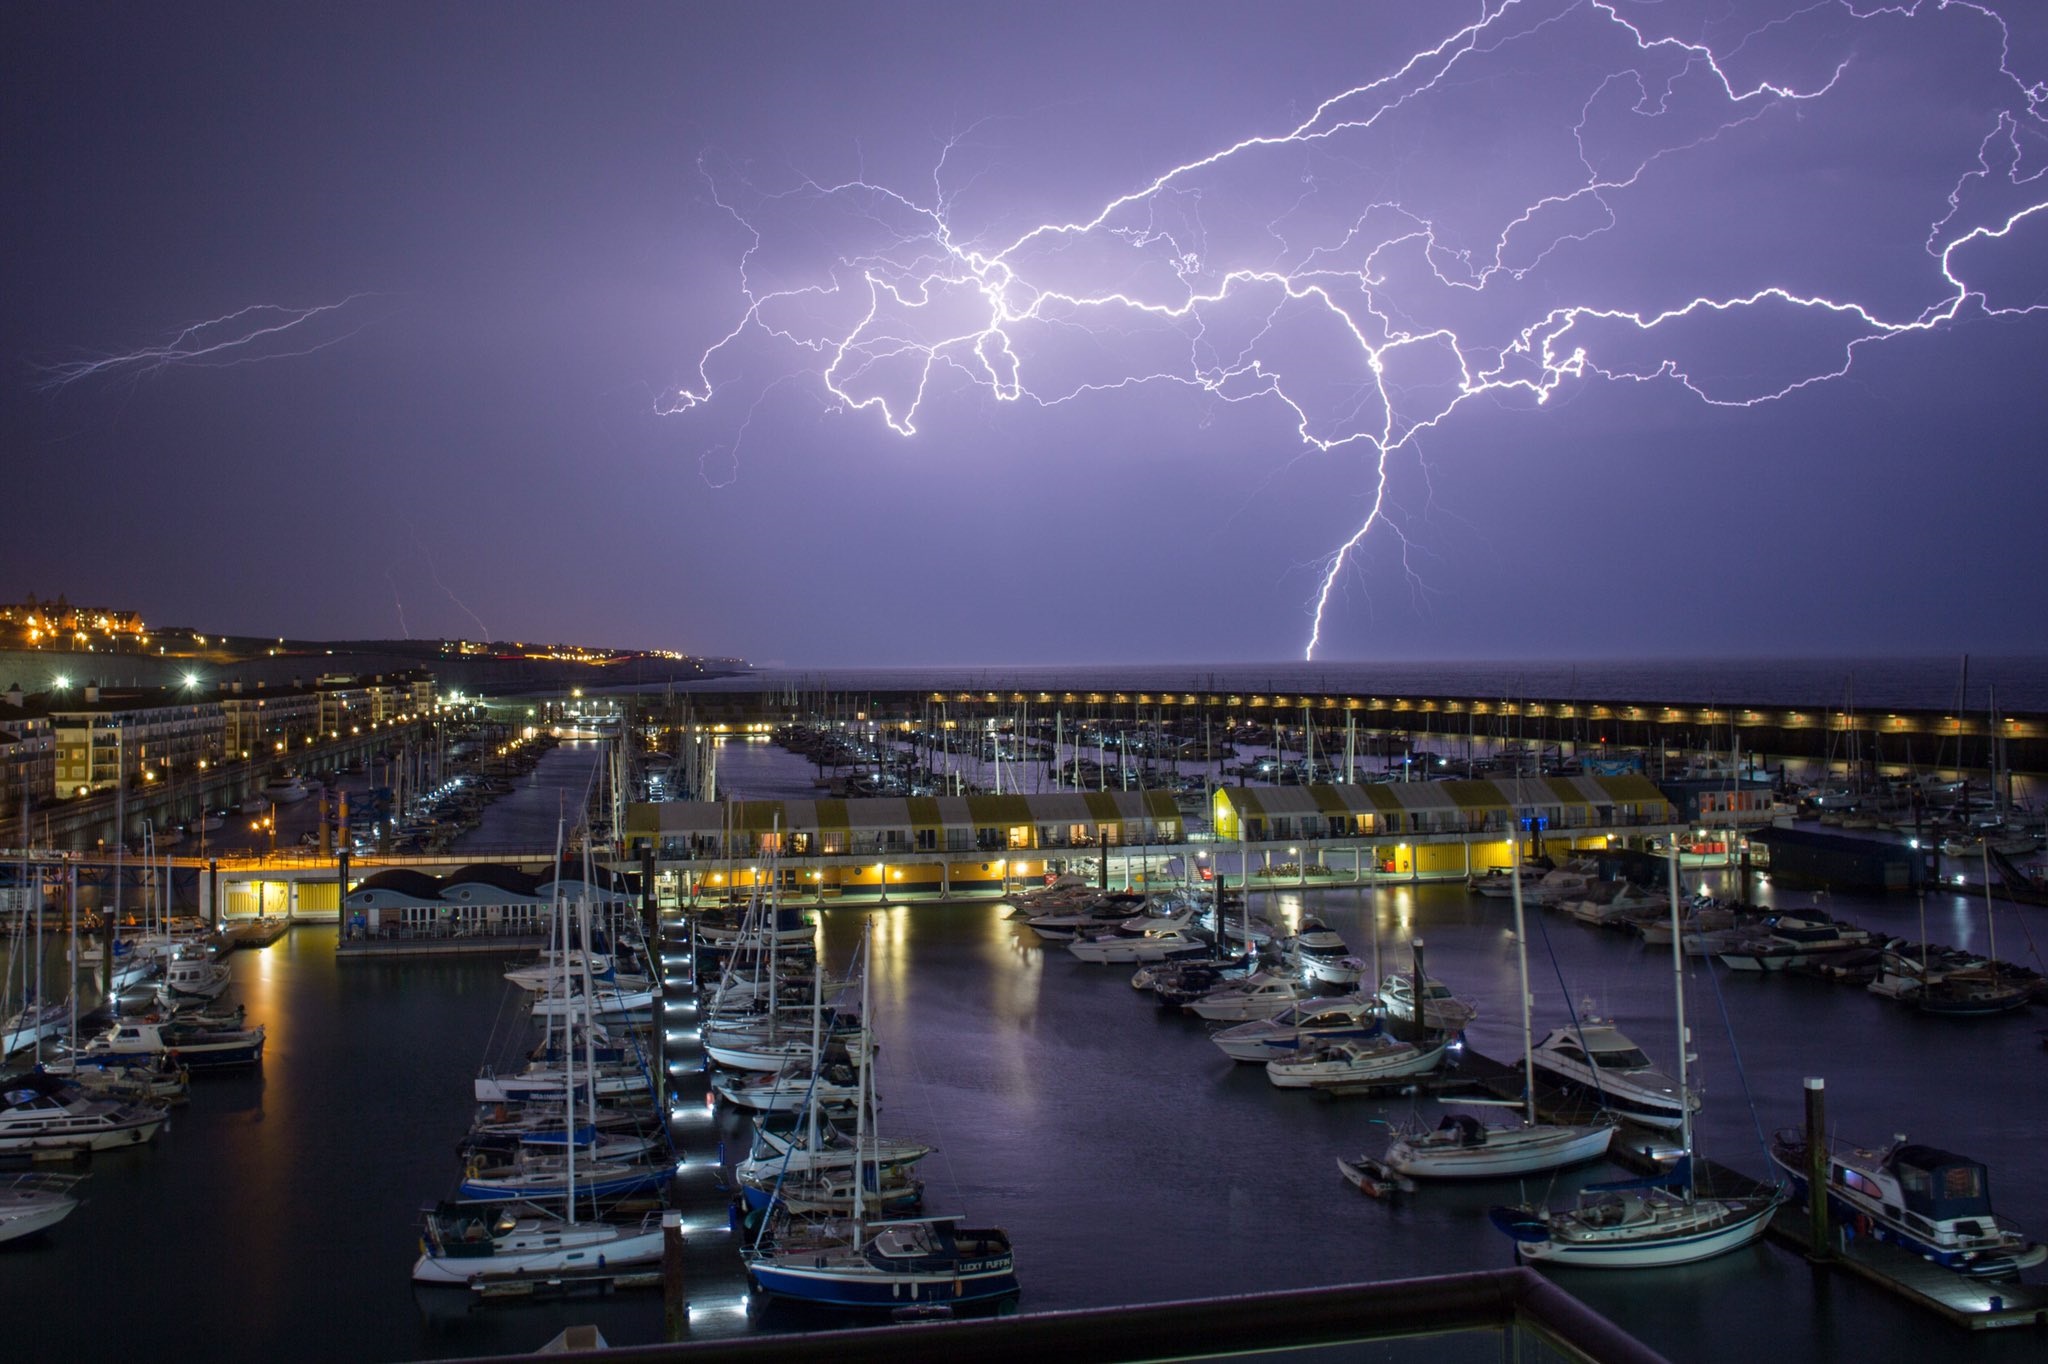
[741,921,1015,1312]
[1529,1018,1694,1130]
[0,1171,86,1244]
[1489,844,1782,1268]
[1210,994,1380,1063]
[1263,1034,1446,1090]
[74,1016,265,1070]
[411,1199,666,1286]
[1490,1161,1780,1268]
[1768,1130,2047,1277]
[0,1071,166,1153]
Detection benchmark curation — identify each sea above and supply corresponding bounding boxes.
[676,655,2048,713]
[5,657,2046,1364]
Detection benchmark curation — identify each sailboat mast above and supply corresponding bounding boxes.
[1981,842,1999,985]
[1665,841,1693,1196]
[561,864,577,1227]
[577,893,598,1133]
[106,745,124,1005]
[68,859,79,1059]
[852,923,873,1232]
[1510,828,1536,1126]
[545,811,565,1057]
[802,939,822,1178]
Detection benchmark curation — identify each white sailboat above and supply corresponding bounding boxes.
[3,854,66,1057]
[1346,848,1615,1189]
[1488,845,1782,1267]
[415,842,667,1286]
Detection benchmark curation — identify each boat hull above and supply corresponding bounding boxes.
[1506,1195,1778,1268]
[412,1217,665,1285]
[1383,1122,1616,1179]
[745,1229,1017,1309]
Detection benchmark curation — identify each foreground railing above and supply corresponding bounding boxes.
[431,1270,1667,1364]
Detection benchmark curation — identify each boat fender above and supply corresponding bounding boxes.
[1854,1213,1872,1240]
[465,1156,482,1180]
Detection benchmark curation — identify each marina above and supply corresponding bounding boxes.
[4,670,2048,1363]
[14,0,2048,1359]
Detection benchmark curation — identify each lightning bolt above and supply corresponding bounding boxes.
[663,0,2048,658]
[405,521,492,644]
[35,294,387,394]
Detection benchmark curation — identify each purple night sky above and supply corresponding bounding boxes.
[4,2,2045,667]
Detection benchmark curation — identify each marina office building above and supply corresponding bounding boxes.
[622,772,1677,902]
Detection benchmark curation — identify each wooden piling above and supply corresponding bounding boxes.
[1804,1076,1831,1261]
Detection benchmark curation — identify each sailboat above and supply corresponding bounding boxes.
[1488,844,1782,1267]
[3,855,66,1057]
[732,950,923,1216]
[415,852,668,1286]
[1344,849,1615,1188]
[741,924,1017,1311]
[1913,844,2029,1016]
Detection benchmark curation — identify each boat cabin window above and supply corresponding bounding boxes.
[1839,1167,1885,1201]
[1591,1047,1651,1069]
[1941,1165,1984,1201]
[1552,1044,1586,1063]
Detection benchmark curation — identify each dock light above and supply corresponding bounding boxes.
[687,1299,750,1322]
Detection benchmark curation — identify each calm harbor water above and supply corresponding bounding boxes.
[7,723,2048,1362]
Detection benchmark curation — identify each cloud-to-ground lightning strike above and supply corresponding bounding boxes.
[663,1,2048,659]
[35,295,385,395]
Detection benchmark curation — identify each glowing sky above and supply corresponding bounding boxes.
[4,2,2045,665]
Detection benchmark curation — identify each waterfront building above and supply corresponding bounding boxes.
[47,683,226,799]
[314,670,435,738]
[0,685,55,824]
[623,778,1678,899]
[1210,774,1670,842]
[218,681,323,762]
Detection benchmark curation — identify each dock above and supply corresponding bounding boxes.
[221,916,292,950]
[654,912,761,1338]
[335,932,548,960]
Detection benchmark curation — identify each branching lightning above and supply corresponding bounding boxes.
[35,295,386,394]
[663,0,2048,658]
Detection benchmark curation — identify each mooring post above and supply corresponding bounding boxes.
[1805,1076,1831,1260]
[662,1209,686,1339]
